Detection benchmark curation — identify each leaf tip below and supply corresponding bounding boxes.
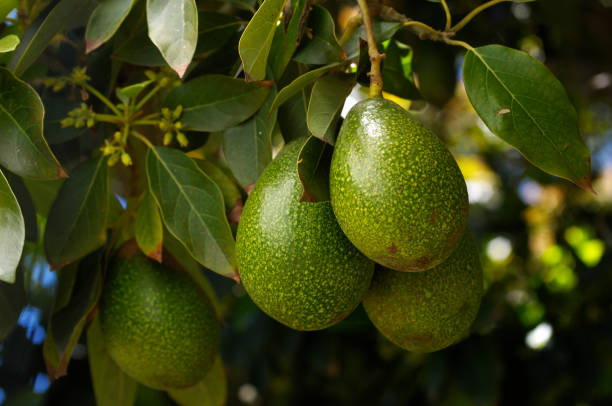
[85,40,103,54]
[148,243,163,263]
[58,166,68,179]
[230,270,241,283]
[575,175,596,195]
[173,63,189,79]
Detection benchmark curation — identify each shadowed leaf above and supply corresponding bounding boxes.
[0,67,64,180]
[44,157,109,269]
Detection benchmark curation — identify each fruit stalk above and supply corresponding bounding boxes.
[356,0,384,98]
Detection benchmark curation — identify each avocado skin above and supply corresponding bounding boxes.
[99,254,220,390]
[330,98,468,271]
[236,140,375,331]
[363,232,483,353]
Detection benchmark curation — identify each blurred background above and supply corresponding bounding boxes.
[1,0,612,405]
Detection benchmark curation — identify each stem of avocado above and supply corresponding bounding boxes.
[356,0,384,98]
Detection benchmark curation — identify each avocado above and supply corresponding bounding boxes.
[99,253,220,390]
[363,232,483,353]
[329,98,468,271]
[236,139,375,331]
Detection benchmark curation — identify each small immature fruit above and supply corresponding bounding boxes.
[330,98,468,271]
[363,232,483,353]
[236,139,375,331]
[99,253,219,390]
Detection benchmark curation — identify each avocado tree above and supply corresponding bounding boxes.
[0,0,601,404]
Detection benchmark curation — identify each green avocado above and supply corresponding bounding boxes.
[329,97,468,271]
[99,253,220,390]
[236,139,375,331]
[363,232,483,353]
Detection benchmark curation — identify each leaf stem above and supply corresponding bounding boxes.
[444,38,475,52]
[402,21,440,38]
[94,113,123,124]
[132,120,160,126]
[356,0,384,98]
[338,13,362,47]
[440,0,452,31]
[131,131,155,149]
[82,83,122,117]
[451,0,509,32]
[134,84,162,112]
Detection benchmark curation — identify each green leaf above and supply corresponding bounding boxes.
[278,92,310,142]
[268,62,341,114]
[223,87,277,189]
[343,21,402,60]
[381,40,420,100]
[87,315,139,406]
[0,34,19,53]
[116,80,153,101]
[297,136,332,202]
[112,1,165,66]
[195,160,242,212]
[164,75,270,132]
[167,356,227,406]
[268,0,309,79]
[146,147,237,279]
[85,0,137,53]
[44,252,103,379]
[135,191,163,262]
[44,156,109,269]
[3,170,37,242]
[293,5,343,65]
[147,0,199,77]
[43,98,90,145]
[0,266,26,340]
[0,67,64,180]
[53,263,79,314]
[238,0,288,81]
[463,45,592,190]
[307,73,354,145]
[0,169,25,283]
[196,11,242,57]
[9,0,96,76]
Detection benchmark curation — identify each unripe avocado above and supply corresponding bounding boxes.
[363,232,483,353]
[99,253,220,390]
[236,139,375,331]
[330,98,468,271]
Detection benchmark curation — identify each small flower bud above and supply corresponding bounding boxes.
[107,153,120,166]
[163,132,173,146]
[176,132,188,148]
[60,117,74,127]
[172,105,183,120]
[121,152,133,166]
[87,118,95,128]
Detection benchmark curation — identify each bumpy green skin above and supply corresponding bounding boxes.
[330,98,468,271]
[236,140,375,331]
[363,232,483,353]
[99,254,220,390]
